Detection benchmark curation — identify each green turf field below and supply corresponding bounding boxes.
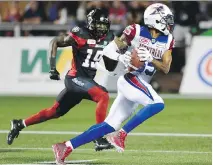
[0,96,211,165]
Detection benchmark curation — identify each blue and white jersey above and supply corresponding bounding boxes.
[123,24,175,83]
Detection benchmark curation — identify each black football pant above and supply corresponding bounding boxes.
[55,75,109,122]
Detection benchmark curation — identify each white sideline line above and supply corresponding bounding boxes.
[3,159,99,165]
[109,93,212,99]
[0,147,211,154]
[0,130,211,137]
[38,159,98,165]
[39,159,98,163]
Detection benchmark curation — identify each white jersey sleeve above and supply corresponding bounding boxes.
[123,24,141,45]
[166,34,175,50]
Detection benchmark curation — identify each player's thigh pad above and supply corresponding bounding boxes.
[65,76,108,101]
[117,74,164,106]
[56,88,82,116]
[104,90,137,130]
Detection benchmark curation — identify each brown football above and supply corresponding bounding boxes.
[128,48,145,72]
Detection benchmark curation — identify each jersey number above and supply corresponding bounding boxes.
[82,49,103,68]
[145,62,156,76]
[124,25,134,35]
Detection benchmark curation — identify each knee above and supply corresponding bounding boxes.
[154,97,165,111]
[55,106,65,117]
[96,91,109,103]
[52,102,66,117]
[101,92,109,102]
[88,86,109,103]
[135,103,164,122]
[154,96,164,105]
[147,102,164,116]
[155,102,165,111]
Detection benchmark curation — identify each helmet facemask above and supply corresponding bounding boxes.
[94,20,110,39]
[87,9,110,39]
[158,14,174,34]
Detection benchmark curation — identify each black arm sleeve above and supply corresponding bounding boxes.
[103,56,118,72]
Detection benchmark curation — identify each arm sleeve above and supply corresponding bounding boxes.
[102,56,118,72]
[167,34,175,51]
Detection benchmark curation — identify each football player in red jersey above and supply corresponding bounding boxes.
[7,8,120,151]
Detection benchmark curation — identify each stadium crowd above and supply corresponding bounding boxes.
[0,1,211,32]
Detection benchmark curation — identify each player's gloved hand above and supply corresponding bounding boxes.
[137,47,153,62]
[49,68,60,80]
[118,51,131,67]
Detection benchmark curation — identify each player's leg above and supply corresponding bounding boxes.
[7,87,82,145]
[66,76,110,124]
[52,87,136,163]
[107,74,164,151]
[64,76,111,150]
[86,81,111,151]
[87,81,109,124]
[88,84,109,123]
[122,73,164,132]
[24,88,83,126]
[104,90,137,131]
[69,90,136,148]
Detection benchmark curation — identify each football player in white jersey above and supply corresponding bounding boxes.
[52,3,175,164]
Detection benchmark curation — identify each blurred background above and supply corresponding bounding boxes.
[0,1,211,96]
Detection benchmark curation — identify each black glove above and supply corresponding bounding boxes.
[49,68,60,80]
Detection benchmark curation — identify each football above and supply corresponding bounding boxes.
[128,48,145,72]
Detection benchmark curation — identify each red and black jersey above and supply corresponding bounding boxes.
[67,26,114,79]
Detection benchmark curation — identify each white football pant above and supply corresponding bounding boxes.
[105,74,164,130]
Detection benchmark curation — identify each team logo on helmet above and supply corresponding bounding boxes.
[150,6,165,15]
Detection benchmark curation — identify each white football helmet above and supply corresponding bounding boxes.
[144,3,174,35]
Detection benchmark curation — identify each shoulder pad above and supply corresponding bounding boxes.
[68,26,87,48]
[123,24,140,44]
[70,26,81,34]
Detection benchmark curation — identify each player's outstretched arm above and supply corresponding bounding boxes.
[152,50,172,74]
[49,34,74,80]
[49,34,74,69]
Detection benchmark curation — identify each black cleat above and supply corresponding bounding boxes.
[7,119,24,145]
[94,137,114,151]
